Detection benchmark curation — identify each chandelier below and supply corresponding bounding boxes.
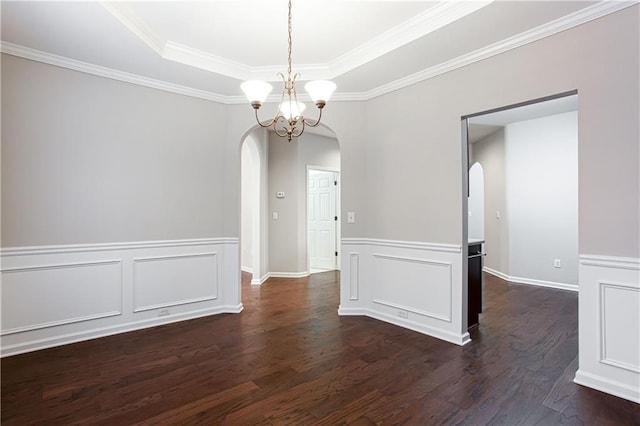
[240,0,336,142]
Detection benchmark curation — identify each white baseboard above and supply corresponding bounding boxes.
[1,304,243,358]
[268,271,310,279]
[574,369,640,404]
[241,266,253,274]
[338,306,470,346]
[484,266,578,292]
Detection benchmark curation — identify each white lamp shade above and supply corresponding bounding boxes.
[241,80,273,103]
[279,100,306,119]
[304,80,337,103]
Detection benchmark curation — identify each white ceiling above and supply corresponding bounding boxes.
[0,1,628,102]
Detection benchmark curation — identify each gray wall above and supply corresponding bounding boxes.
[507,111,578,285]
[1,54,228,247]
[2,6,638,260]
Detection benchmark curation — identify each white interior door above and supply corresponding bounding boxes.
[308,170,337,270]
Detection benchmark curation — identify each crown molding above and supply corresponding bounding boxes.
[0,41,231,104]
[364,0,638,100]
[1,1,634,104]
[326,0,493,79]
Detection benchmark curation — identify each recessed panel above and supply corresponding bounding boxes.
[373,254,452,321]
[601,282,640,372]
[1,261,122,334]
[133,253,217,312]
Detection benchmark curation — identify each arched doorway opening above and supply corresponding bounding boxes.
[239,124,341,291]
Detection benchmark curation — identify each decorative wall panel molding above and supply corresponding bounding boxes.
[0,238,241,357]
[575,254,640,403]
[372,253,452,322]
[599,281,640,373]
[339,238,469,346]
[349,252,359,300]
[133,253,218,312]
[1,260,122,334]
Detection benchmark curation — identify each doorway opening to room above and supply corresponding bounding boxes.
[240,126,341,297]
[307,167,340,274]
[461,90,579,332]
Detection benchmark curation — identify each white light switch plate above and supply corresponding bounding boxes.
[347,212,355,223]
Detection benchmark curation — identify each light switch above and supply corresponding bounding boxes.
[347,212,355,223]
[496,210,501,219]
[272,212,279,220]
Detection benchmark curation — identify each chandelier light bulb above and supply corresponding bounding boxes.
[279,100,306,119]
[304,80,337,106]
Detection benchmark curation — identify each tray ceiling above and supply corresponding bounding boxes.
[1,1,625,101]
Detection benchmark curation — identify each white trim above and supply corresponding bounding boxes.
[1,260,124,335]
[372,299,450,323]
[0,237,237,257]
[0,304,243,358]
[349,252,359,300]
[574,370,640,404]
[251,272,271,286]
[342,238,462,253]
[599,280,640,373]
[241,266,253,274]
[268,271,310,279]
[2,1,632,104]
[1,311,122,336]
[324,1,493,80]
[132,252,219,312]
[0,42,230,104]
[483,266,578,292]
[580,254,640,270]
[339,307,470,346]
[363,0,637,100]
[337,306,369,316]
[483,266,510,282]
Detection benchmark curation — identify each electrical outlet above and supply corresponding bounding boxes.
[554,259,561,268]
[397,310,408,319]
[159,309,170,317]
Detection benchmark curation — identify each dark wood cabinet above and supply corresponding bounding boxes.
[468,242,483,329]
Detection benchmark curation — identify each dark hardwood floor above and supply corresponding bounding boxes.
[2,271,639,425]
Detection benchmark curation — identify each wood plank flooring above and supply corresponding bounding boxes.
[2,271,639,425]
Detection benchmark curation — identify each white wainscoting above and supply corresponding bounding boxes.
[339,238,469,346]
[0,238,241,357]
[574,254,640,403]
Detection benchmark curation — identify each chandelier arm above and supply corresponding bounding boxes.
[302,107,324,128]
[294,118,306,139]
[254,109,277,128]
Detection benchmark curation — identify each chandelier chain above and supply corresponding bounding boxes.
[287,0,292,79]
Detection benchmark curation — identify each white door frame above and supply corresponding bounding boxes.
[306,165,341,272]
